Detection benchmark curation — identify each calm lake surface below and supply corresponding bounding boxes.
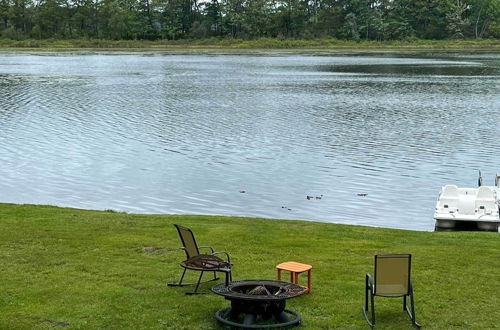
[1,51,499,231]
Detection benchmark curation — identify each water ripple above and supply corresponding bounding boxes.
[1,52,499,231]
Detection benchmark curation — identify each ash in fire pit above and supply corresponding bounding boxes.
[212,280,306,328]
[248,285,271,295]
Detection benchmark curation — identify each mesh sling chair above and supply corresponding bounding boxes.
[363,254,420,328]
[168,224,232,295]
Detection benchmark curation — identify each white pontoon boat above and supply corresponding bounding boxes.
[434,172,500,231]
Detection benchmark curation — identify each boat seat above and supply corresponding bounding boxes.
[476,187,494,200]
[441,185,459,198]
[438,198,458,210]
[438,185,459,210]
[476,187,496,212]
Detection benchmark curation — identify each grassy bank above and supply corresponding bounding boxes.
[0,203,498,329]
[0,37,499,51]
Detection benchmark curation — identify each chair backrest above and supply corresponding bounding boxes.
[374,254,411,296]
[174,224,200,259]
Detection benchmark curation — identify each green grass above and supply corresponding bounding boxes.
[0,203,498,329]
[0,37,499,51]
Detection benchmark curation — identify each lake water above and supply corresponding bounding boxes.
[1,51,499,231]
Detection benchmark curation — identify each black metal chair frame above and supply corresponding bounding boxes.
[168,224,232,295]
[362,254,421,328]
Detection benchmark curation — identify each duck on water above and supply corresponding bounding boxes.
[434,172,500,232]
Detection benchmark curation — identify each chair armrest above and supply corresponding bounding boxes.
[212,251,231,264]
[199,245,215,253]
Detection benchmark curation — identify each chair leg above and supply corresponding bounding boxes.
[168,268,221,289]
[186,271,205,295]
[361,291,375,327]
[365,281,369,312]
[167,268,188,287]
[405,284,421,328]
[223,268,233,286]
[370,291,375,326]
[362,275,375,327]
[409,292,421,327]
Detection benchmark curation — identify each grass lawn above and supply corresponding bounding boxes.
[0,203,498,329]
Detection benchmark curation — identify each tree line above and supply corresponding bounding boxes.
[1,0,499,41]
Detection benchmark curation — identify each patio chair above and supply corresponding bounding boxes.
[362,254,420,328]
[168,224,232,295]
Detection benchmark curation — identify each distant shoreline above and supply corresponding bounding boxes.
[1,38,499,52]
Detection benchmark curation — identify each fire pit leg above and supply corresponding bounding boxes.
[215,308,301,329]
[243,313,256,325]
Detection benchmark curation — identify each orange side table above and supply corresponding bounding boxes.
[276,261,312,293]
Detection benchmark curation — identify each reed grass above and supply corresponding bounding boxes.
[0,37,499,51]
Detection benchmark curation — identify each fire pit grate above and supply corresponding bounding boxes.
[212,280,306,328]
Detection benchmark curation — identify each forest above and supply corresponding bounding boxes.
[1,0,499,42]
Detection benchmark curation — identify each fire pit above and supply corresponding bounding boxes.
[212,280,306,328]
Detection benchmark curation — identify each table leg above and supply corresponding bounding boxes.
[307,270,311,293]
[290,271,294,283]
[277,269,281,281]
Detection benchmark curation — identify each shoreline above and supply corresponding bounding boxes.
[2,47,500,57]
[0,38,499,53]
[0,202,430,232]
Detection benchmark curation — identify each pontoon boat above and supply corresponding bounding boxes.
[434,172,500,231]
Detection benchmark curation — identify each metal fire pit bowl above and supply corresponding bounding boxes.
[212,280,307,329]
